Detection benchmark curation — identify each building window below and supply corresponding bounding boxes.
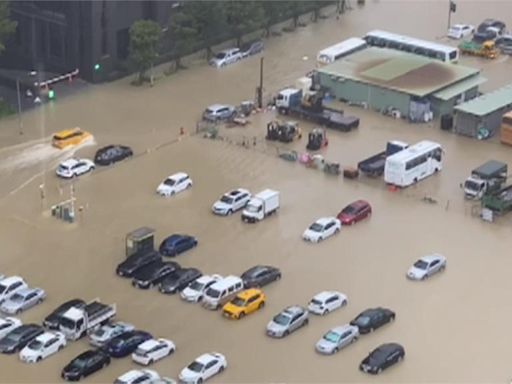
[116,28,129,60]
[49,24,63,58]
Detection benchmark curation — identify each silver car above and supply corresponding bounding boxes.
[0,287,45,315]
[407,254,446,280]
[266,305,308,338]
[315,324,359,355]
[89,321,134,347]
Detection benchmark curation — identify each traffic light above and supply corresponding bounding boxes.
[94,63,101,71]
[450,1,456,13]
[48,89,55,100]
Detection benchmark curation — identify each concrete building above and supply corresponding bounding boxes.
[1,1,178,83]
[454,84,512,138]
[317,47,484,120]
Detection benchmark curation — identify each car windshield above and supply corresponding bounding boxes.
[187,361,204,372]
[59,164,70,171]
[310,298,323,306]
[341,206,357,215]
[323,331,341,343]
[230,297,246,307]
[0,323,9,330]
[164,178,176,186]
[10,293,24,302]
[205,288,221,298]
[273,314,291,325]
[134,347,146,356]
[69,358,87,369]
[215,52,226,59]
[188,281,204,291]
[414,260,428,270]
[114,380,128,384]
[220,196,234,204]
[27,339,43,350]
[356,316,371,326]
[309,223,324,232]
[0,284,6,294]
[464,180,481,191]
[93,329,106,337]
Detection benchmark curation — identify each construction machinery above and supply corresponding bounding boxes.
[458,40,499,59]
[306,128,328,151]
[266,121,302,143]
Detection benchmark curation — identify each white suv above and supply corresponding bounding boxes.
[203,104,235,122]
[0,276,27,304]
[212,189,251,216]
[156,173,192,197]
[209,48,242,68]
[56,158,95,178]
[180,275,222,303]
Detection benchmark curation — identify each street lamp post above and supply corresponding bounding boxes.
[16,77,23,135]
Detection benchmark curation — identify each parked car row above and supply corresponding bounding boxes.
[0,276,45,315]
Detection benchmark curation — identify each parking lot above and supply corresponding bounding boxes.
[1,1,512,383]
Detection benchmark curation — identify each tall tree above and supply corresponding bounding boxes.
[168,7,199,70]
[287,1,311,29]
[188,1,226,59]
[225,1,264,47]
[310,1,332,22]
[261,1,285,37]
[129,20,161,83]
[0,1,17,55]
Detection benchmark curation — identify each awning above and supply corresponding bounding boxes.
[433,76,487,101]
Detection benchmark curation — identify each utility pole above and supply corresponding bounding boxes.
[257,57,264,109]
[16,77,23,135]
[448,0,456,30]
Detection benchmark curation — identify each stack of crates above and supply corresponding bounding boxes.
[500,111,512,146]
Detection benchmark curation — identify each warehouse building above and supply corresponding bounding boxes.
[453,84,512,139]
[317,47,484,121]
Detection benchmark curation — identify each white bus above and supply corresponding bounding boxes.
[364,30,459,63]
[317,37,368,66]
[384,140,443,187]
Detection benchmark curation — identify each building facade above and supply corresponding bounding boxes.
[1,1,178,82]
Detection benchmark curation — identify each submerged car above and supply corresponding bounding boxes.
[156,173,193,197]
[337,200,372,225]
[61,349,111,381]
[407,254,446,280]
[43,299,85,330]
[308,291,348,316]
[180,275,222,303]
[159,235,197,257]
[266,306,309,338]
[114,369,160,384]
[202,104,236,121]
[0,317,21,339]
[105,330,153,358]
[94,145,133,166]
[315,324,359,355]
[89,322,135,347]
[132,261,180,289]
[0,276,28,304]
[447,24,475,39]
[0,287,46,315]
[179,352,227,384]
[0,324,44,354]
[241,265,281,288]
[116,251,161,278]
[131,338,175,366]
[241,40,264,57]
[56,158,95,179]
[222,289,266,319]
[360,343,405,374]
[19,331,66,363]
[302,217,341,242]
[211,188,251,216]
[209,48,242,67]
[159,268,202,294]
[350,308,395,334]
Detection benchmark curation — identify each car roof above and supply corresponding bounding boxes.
[207,104,229,111]
[330,324,356,334]
[244,265,271,274]
[313,291,339,301]
[210,275,242,290]
[0,276,24,286]
[222,48,239,53]
[60,158,80,167]
[374,342,403,354]
[196,353,218,364]
[283,305,305,316]
[315,217,336,225]
[349,200,369,208]
[236,288,262,300]
[0,317,20,325]
[227,188,249,196]
[13,287,34,296]
[167,172,188,180]
[35,332,58,343]
[420,254,445,263]
[53,127,82,138]
[118,370,145,381]
[138,339,160,351]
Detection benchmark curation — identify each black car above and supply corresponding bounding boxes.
[61,349,111,381]
[43,299,86,330]
[158,234,198,257]
[241,265,281,288]
[0,324,44,354]
[116,251,161,278]
[159,268,202,294]
[473,19,506,42]
[104,330,152,358]
[350,307,395,334]
[131,260,181,289]
[94,145,133,166]
[359,343,405,374]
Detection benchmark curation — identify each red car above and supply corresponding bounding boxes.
[337,200,372,225]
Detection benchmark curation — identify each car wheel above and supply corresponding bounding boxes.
[148,359,154,365]
[397,355,403,362]
[198,379,203,384]
[390,314,396,322]
[335,227,340,234]
[370,327,374,333]
[169,348,175,355]
[187,183,192,189]
[303,318,309,326]
[275,274,281,281]
[413,177,418,184]
[318,237,323,242]
[377,368,382,374]
[421,274,427,281]
[238,312,245,319]
[333,347,339,354]
[342,299,347,306]
[171,191,175,196]
[352,336,358,343]
[58,345,64,351]
[227,209,233,216]
[258,301,265,309]
[15,308,21,314]
[218,365,224,373]
[322,309,328,316]
[36,356,42,362]
[283,330,289,337]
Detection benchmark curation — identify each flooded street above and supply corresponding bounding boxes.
[1,1,512,383]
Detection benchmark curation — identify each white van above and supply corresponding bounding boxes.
[202,276,244,310]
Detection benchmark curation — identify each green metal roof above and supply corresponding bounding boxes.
[318,47,480,98]
[454,84,512,116]
[433,76,487,101]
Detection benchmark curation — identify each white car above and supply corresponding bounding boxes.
[209,48,242,68]
[448,24,475,39]
[407,254,447,281]
[89,321,134,347]
[211,189,251,216]
[56,158,95,178]
[0,276,28,304]
[0,317,22,339]
[19,331,66,363]
[308,291,348,316]
[302,217,341,243]
[114,369,160,384]
[179,352,227,384]
[180,275,222,303]
[157,173,192,197]
[132,338,175,366]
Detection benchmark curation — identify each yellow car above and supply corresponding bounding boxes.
[222,289,266,319]
[52,127,92,149]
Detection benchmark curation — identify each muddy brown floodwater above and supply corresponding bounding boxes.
[1,1,512,383]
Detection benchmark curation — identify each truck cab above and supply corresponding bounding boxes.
[276,88,301,110]
[463,160,507,200]
[242,190,280,223]
[59,300,116,340]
